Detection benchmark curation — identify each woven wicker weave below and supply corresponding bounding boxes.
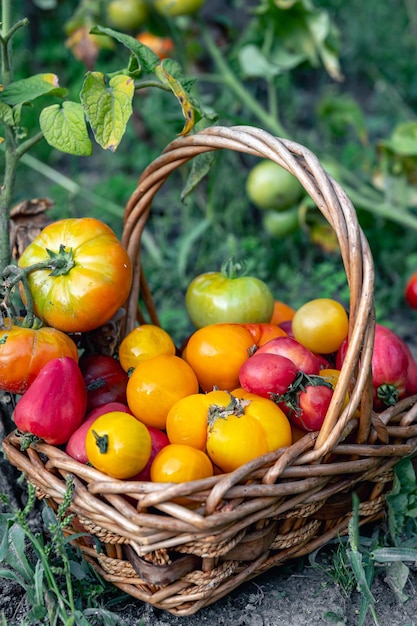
[3,125,417,616]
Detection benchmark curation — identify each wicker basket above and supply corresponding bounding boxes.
[3,125,417,616]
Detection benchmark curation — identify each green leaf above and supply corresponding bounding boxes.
[0,74,67,106]
[238,44,285,79]
[0,101,14,126]
[80,72,134,151]
[379,122,417,156]
[6,524,34,584]
[40,102,92,156]
[90,25,160,75]
[154,62,195,135]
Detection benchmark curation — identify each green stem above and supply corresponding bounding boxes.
[345,185,417,232]
[200,24,288,138]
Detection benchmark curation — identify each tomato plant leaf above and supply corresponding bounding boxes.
[90,25,160,75]
[0,101,14,127]
[0,74,67,105]
[80,72,134,151]
[154,62,194,136]
[39,102,92,156]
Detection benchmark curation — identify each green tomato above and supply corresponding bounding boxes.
[262,207,300,238]
[246,160,304,211]
[153,0,205,17]
[107,0,149,31]
[185,270,275,329]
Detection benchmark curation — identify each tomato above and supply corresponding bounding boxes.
[118,324,176,372]
[130,426,170,481]
[399,341,417,396]
[270,301,296,325]
[135,32,174,59]
[153,0,206,17]
[184,323,254,392]
[150,444,213,483]
[242,323,287,346]
[65,402,132,463]
[319,368,349,410]
[0,322,78,394]
[405,272,417,309]
[371,325,409,410]
[246,160,304,211]
[85,411,152,479]
[14,357,87,445]
[256,336,322,375]
[106,0,149,30]
[292,298,349,354]
[275,372,334,432]
[79,354,128,411]
[166,392,212,450]
[126,354,199,429]
[18,218,132,333]
[205,390,291,472]
[239,352,298,398]
[262,207,300,238]
[186,269,274,328]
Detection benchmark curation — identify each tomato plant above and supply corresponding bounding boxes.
[79,354,128,411]
[405,272,417,309]
[150,443,213,483]
[184,323,254,392]
[65,401,132,464]
[0,322,79,394]
[246,160,304,211]
[85,411,152,479]
[18,218,132,333]
[126,354,199,429]
[14,357,87,445]
[118,324,176,372]
[186,263,274,328]
[292,298,349,354]
[106,0,149,30]
[153,0,206,17]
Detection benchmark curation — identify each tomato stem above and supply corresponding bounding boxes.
[207,392,250,430]
[92,430,109,454]
[376,383,400,407]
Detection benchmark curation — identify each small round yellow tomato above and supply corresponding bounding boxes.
[150,443,213,483]
[85,411,151,479]
[118,324,176,372]
[166,393,211,450]
[292,298,349,354]
[153,0,205,18]
[126,354,199,429]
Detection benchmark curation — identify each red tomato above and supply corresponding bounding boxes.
[14,357,87,445]
[405,272,417,309]
[0,322,79,394]
[292,384,334,431]
[239,352,297,398]
[256,336,321,375]
[130,427,170,481]
[79,354,128,411]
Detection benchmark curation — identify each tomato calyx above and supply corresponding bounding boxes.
[270,371,332,416]
[46,245,76,277]
[17,431,43,451]
[376,383,400,407]
[207,392,250,430]
[220,257,248,279]
[92,430,109,454]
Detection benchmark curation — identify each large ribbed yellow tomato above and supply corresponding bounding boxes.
[18,218,132,333]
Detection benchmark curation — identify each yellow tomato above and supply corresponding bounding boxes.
[166,393,211,450]
[292,298,349,354]
[85,411,151,479]
[126,354,199,429]
[118,324,176,372]
[150,444,213,483]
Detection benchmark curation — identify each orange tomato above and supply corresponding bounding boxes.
[135,31,174,59]
[184,323,254,392]
[150,444,213,483]
[243,322,287,346]
[319,368,349,411]
[118,324,176,372]
[270,300,296,325]
[166,392,210,450]
[126,354,199,429]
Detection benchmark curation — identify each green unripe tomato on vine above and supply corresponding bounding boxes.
[153,0,206,17]
[107,0,149,31]
[246,160,304,211]
[262,207,300,238]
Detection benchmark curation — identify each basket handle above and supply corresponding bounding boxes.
[121,125,375,455]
